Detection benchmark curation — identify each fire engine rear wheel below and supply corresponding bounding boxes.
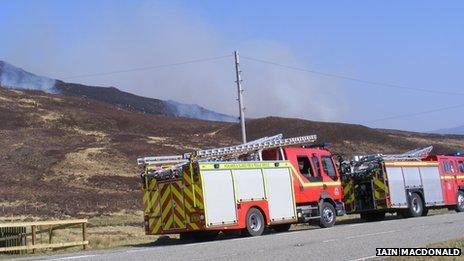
[422,208,429,216]
[456,190,464,213]
[243,207,265,237]
[271,223,291,233]
[319,202,336,228]
[403,192,424,218]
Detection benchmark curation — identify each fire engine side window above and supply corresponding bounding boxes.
[459,161,464,173]
[321,156,337,180]
[311,156,323,182]
[442,161,448,172]
[297,156,313,180]
[443,161,452,173]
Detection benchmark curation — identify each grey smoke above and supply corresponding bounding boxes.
[0,61,56,93]
[165,100,238,122]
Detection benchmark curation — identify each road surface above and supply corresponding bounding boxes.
[21,212,464,261]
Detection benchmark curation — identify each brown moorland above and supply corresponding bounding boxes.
[0,86,463,218]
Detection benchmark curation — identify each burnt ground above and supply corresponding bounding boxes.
[0,86,463,218]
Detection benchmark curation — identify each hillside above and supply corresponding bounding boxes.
[54,80,237,122]
[432,125,464,135]
[0,86,463,218]
[0,60,237,122]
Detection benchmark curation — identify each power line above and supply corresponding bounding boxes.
[61,54,233,80]
[364,103,464,123]
[241,56,464,96]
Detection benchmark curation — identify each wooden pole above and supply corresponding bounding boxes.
[48,227,53,245]
[31,225,36,254]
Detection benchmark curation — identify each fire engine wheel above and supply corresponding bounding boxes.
[270,223,291,233]
[243,208,265,237]
[456,191,464,213]
[319,202,336,228]
[403,193,424,218]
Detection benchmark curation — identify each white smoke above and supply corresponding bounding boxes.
[165,100,238,122]
[0,2,348,122]
[0,61,56,93]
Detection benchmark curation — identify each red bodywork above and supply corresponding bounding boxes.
[263,147,344,206]
[205,146,344,231]
[424,155,464,205]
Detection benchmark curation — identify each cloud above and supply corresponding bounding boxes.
[1,1,348,122]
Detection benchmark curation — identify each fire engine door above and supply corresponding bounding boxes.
[442,160,457,204]
[159,181,187,230]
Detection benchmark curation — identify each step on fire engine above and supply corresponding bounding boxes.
[138,134,464,239]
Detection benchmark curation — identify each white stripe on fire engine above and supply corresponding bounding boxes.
[289,165,341,187]
[384,161,439,167]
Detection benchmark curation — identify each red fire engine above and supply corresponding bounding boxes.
[139,134,464,239]
[341,147,464,220]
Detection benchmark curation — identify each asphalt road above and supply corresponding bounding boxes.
[22,212,464,261]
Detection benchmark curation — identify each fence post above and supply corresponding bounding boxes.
[31,225,36,254]
[48,227,53,244]
[82,222,87,250]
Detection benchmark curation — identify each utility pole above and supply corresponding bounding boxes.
[234,50,247,144]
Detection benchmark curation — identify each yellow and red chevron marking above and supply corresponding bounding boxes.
[182,170,204,230]
[373,177,388,207]
[159,183,173,230]
[171,181,186,229]
[143,179,156,213]
[142,178,163,235]
[159,181,188,231]
[183,173,204,210]
[148,215,162,235]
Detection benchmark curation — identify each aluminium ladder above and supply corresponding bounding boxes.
[138,133,317,168]
[192,134,317,160]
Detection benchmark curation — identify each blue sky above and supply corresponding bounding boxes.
[1,1,463,132]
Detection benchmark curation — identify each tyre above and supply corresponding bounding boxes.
[319,202,336,228]
[456,190,464,213]
[403,192,424,218]
[360,212,385,222]
[271,223,291,233]
[422,208,429,216]
[242,208,265,237]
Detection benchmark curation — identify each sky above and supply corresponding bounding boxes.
[0,1,463,132]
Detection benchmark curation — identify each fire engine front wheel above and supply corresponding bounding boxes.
[457,190,464,213]
[243,207,265,237]
[319,202,336,228]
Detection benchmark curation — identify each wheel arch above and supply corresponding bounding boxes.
[320,192,336,209]
[407,188,425,207]
[246,205,268,226]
